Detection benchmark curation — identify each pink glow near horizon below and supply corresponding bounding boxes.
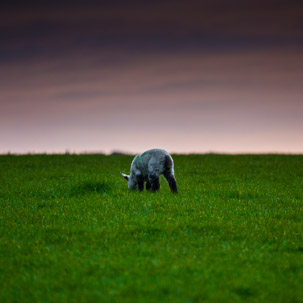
[1,50,303,154]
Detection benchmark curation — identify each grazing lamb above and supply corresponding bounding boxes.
[120,149,177,193]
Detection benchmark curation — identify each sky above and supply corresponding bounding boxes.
[1,0,303,154]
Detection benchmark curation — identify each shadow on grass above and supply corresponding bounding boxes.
[234,287,255,299]
[70,181,111,197]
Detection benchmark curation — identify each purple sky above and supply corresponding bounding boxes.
[1,0,303,154]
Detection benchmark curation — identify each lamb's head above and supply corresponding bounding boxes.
[120,172,137,190]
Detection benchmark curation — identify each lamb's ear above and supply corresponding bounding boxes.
[120,172,129,181]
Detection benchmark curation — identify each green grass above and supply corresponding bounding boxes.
[0,154,302,303]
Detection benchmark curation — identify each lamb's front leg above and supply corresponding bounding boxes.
[136,174,144,192]
[148,172,160,192]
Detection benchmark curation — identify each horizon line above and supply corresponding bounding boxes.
[1,150,302,156]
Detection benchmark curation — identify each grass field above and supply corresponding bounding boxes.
[0,154,302,303]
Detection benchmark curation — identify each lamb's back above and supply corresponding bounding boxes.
[134,149,171,176]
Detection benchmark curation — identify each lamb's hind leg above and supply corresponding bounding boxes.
[148,173,160,192]
[164,171,178,193]
[146,181,151,191]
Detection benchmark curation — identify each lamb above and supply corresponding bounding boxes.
[120,149,178,193]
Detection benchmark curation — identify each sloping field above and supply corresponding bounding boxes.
[0,154,302,302]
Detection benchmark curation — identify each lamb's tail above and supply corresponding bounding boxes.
[164,154,174,174]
